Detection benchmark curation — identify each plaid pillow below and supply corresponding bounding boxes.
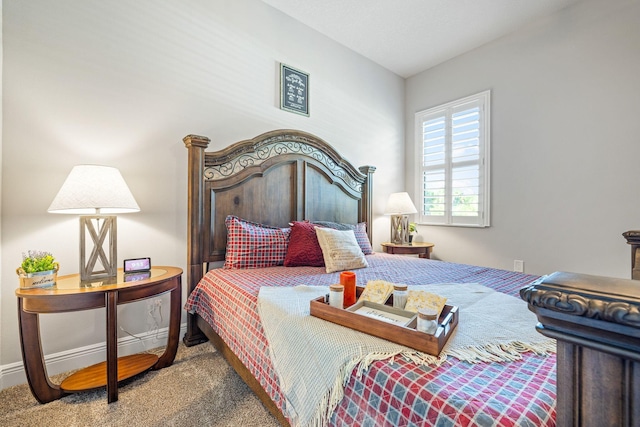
[223,215,291,269]
[310,221,373,255]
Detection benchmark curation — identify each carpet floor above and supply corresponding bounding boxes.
[0,342,280,427]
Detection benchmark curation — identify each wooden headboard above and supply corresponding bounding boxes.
[183,129,375,343]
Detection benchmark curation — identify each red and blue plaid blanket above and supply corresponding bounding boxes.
[185,253,556,426]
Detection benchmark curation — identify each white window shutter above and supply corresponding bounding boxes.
[415,91,490,227]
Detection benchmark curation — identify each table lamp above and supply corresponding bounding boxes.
[48,165,140,281]
[384,192,417,245]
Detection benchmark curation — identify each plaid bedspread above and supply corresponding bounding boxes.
[184,253,556,426]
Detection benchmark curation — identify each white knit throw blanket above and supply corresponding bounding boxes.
[257,283,555,427]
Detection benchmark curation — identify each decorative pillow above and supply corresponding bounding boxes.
[310,221,373,255]
[223,215,291,269]
[315,227,368,273]
[284,221,325,267]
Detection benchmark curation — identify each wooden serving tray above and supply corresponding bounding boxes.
[310,286,458,356]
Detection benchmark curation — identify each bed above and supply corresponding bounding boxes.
[181,129,638,426]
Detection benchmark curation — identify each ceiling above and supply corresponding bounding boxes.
[262,0,584,78]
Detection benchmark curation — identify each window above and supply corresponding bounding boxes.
[414,91,490,227]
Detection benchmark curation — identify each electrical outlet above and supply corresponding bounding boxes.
[514,260,524,273]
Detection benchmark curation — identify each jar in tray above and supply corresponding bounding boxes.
[417,308,438,334]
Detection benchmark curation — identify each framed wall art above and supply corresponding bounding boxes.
[280,63,309,116]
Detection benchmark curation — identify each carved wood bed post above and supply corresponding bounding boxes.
[623,230,640,280]
[183,134,210,346]
[520,272,640,426]
[359,166,376,243]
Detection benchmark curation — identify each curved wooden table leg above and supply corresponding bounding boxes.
[155,276,181,369]
[418,247,432,259]
[106,291,118,403]
[17,297,66,403]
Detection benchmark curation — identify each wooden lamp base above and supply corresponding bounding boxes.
[79,215,117,281]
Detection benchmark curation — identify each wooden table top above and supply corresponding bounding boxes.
[16,266,182,297]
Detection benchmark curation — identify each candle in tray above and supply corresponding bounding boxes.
[340,271,357,307]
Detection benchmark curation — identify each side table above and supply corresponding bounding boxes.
[381,242,435,259]
[16,266,182,404]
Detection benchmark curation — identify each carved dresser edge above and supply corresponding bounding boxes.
[520,284,640,328]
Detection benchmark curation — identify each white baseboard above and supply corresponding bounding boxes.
[0,322,187,390]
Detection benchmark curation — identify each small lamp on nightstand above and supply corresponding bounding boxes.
[384,192,417,245]
[48,165,140,281]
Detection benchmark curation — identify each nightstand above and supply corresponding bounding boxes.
[16,266,182,404]
[381,242,435,259]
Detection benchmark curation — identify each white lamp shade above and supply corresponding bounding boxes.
[48,165,140,214]
[384,192,418,215]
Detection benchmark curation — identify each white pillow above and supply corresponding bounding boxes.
[315,227,368,273]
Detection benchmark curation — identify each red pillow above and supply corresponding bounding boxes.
[284,221,325,267]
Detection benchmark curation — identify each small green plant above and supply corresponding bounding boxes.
[398,222,418,234]
[397,223,418,234]
[21,250,57,274]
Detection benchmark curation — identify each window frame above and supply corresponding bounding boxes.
[413,90,491,228]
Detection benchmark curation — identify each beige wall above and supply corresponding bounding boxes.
[0,0,404,387]
[405,0,640,278]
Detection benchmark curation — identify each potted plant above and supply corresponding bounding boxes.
[408,223,417,244]
[16,250,59,288]
[397,223,418,244]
